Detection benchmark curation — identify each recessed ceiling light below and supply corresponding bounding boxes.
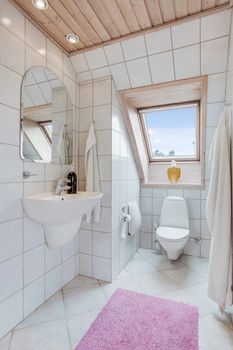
[66,34,80,44]
[32,0,48,10]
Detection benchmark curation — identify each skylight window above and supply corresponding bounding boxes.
[139,102,199,162]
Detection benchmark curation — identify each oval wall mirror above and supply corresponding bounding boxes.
[20,66,73,165]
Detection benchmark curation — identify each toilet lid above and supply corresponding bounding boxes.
[157,227,189,241]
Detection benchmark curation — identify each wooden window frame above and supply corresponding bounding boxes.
[139,101,200,163]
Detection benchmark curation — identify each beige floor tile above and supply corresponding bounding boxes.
[15,292,65,330]
[0,332,11,350]
[99,277,142,299]
[199,314,233,350]
[163,265,206,287]
[63,285,107,317]
[146,253,184,271]
[67,310,100,349]
[133,271,179,296]
[10,319,70,350]
[125,258,157,276]
[63,276,98,290]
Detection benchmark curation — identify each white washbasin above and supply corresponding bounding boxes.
[22,191,103,249]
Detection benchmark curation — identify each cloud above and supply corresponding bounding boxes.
[148,127,196,155]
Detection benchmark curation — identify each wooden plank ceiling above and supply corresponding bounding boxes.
[12,0,230,55]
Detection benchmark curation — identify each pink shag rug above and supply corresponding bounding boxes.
[75,288,199,350]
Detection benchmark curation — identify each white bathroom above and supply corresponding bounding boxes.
[0,0,233,349]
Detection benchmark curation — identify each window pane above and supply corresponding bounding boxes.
[144,105,197,160]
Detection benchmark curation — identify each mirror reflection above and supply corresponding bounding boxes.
[20,66,73,164]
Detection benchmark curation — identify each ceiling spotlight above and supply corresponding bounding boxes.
[66,34,80,44]
[32,0,48,10]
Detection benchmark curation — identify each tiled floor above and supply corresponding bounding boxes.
[1,249,233,350]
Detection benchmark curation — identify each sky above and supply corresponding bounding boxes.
[145,106,197,157]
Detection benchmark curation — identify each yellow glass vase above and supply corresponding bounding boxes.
[167,160,181,184]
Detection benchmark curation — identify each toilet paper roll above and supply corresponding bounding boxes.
[128,201,141,236]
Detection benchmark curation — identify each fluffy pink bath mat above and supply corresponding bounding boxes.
[75,288,199,350]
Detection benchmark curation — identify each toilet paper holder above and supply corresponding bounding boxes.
[121,206,131,223]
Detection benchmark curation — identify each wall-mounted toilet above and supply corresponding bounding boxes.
[156,196,189,260]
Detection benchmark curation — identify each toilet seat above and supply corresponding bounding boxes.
[157,227,189,241]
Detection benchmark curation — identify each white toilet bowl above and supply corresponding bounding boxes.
[157,197,190,260]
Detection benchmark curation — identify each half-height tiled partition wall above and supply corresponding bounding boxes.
[78,77,140,282]
[71,8,232,259]
[0,0,79,338]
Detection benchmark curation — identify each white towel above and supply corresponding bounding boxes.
[206,107,232,311]
[57,125,69,163]
[85,122,101,223]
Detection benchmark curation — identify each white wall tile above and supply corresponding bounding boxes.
[206,102,224,127]
[0,104,20,146]
[45,247,61,272]
[93,79,112,106]
[70,54,89,73]
[174,44,200,79]
[149,51,174,84]
[79,82,93,108]
[78,71,92,82]
[45,266,61,299]
[47,39,62,71]
[184,239,200,256]
[0,219,23,263]
[110,63,131,90]
[93,207,111,233]
[0,145,23,183]
[91,66,110,80]
[84,48,108,70]
[201,37,228,74]
[0,290,23,338]
[25,19,46,57]
[187,199,201,219]
[23,219,44,251]
[0,0,25,41]
[0,25,25,74]
[201,10,231,41]
[78,229,92,255]
[141,197,153,215]
[140,232,152,249]
[96,130,112,155]
[93,231,111,258]
[62,257,75,286]
[145,28,172,55]
[104,43,124,64]
[62,239,75,262]
[0,65,21,109]
[24,277,44,317]
[98,156,112,181]
[93,256,111,281]
[26,46,46,70]
[126,57,152,88]
[201,239,211,258]
[63,54,76,81]
[79,253,93,277]
[0,183,23,223]
[121,37,147,60]
[93,104,112,130]
[172,19,200,49]
[24,246,44,285]
[0,255,23,301]
[207,73,226,103]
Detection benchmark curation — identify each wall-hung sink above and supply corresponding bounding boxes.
[22,192,103,249]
